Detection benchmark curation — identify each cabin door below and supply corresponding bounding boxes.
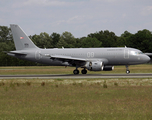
[124,49,129,59]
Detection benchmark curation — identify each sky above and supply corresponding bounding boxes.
[0,0,152,38]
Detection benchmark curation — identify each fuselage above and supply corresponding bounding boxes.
[8,47,150,67]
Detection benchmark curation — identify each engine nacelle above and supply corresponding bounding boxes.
[103,66,114,71]
[85,62,104,71]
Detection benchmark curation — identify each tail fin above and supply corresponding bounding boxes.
[10,24,39,50]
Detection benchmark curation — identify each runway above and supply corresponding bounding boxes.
[1,73,152,79]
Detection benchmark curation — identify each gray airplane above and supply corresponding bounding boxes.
[7,24,150,74]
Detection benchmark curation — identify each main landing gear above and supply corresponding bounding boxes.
[126,65,130,74]
[73,68,87,75]
[81,69,87,74]
[73,69,79,75]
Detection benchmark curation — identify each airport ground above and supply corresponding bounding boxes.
[0,64,152,119]
[0,64,152,75]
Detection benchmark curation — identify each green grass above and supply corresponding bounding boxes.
[0,78,152,120]
[0,64,152,75]
[0,65,152,119]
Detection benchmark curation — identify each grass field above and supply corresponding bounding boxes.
[0,78,152,120]
[0,65,152,120]
[0,64,152,75]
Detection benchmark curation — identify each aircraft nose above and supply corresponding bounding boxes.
[144,55,150,63]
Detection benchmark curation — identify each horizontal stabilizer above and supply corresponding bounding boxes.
[4,51,27,55]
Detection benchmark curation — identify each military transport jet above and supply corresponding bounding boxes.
[7,24,150,74]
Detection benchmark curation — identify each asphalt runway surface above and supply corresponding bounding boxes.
[0,73,152,79]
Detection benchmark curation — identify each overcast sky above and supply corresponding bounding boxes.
[0,0,152,37]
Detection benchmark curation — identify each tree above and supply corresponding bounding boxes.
[74,37,85,48]
[127,29,152,52]
[117,31,133,47]
[0,26,12,42]
[50,32,60,48]
[80,37,102,48]
[121,31,132,38]
[31,32,53,48]
[57,31,76,48]
[88,30,118,47]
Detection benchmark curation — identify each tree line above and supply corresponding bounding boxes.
[0,25,152,66]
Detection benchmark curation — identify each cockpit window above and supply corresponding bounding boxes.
[130,51,143,55]
[138,52,143,54]
[130,51,137,55]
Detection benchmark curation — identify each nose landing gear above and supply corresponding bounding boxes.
[126,65,130,74]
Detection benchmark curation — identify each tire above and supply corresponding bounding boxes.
[126,70,130,74]
[81,69,87,74]
[73,69,79,75]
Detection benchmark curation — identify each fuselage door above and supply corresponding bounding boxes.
[124,49,129,59]
[35,50,42,60]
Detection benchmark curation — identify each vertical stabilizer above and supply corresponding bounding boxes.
[10,24,39,50]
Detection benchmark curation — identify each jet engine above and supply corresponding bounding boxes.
[85,62,114,71]
[103,66,114,71]
[85,62,104,71]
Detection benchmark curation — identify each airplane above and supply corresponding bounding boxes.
[6,24,150,75]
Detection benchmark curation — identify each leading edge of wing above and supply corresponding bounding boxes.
[49,55,87,62]
[48,55,109,64]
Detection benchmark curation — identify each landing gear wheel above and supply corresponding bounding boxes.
[73,69,79,75]
[81,69,87,74]
[125,65,130,74]
[126,70,130,74]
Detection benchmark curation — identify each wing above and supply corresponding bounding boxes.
[50,55,86,62]
[45,54,108,67]
[145,53,152,56]
[49,55,87,66]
